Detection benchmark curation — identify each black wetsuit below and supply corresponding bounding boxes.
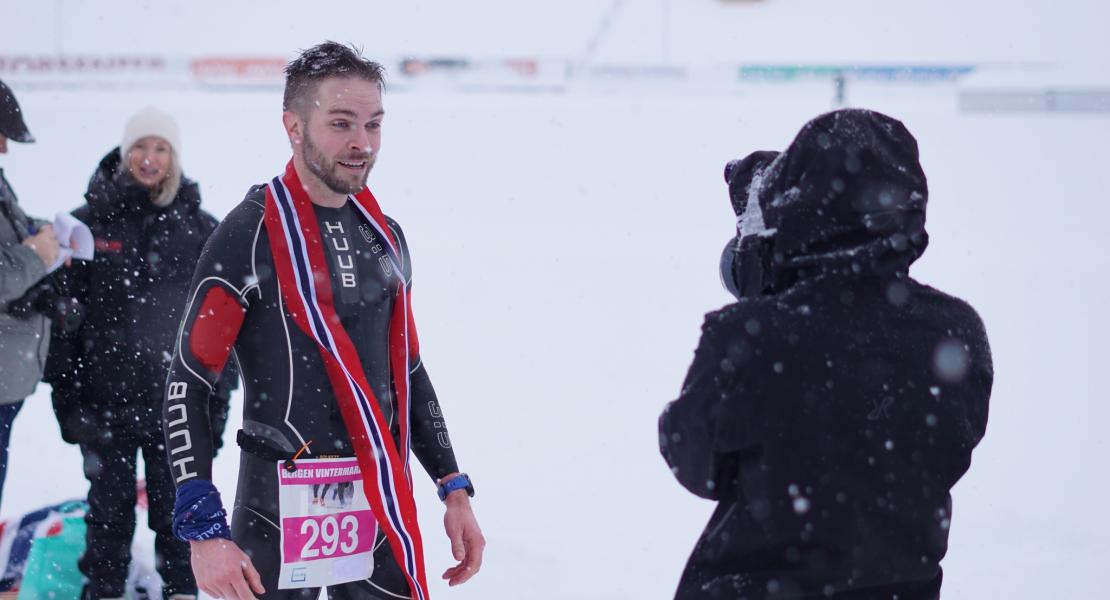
[164,186,459,600]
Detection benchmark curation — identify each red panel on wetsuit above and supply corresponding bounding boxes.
[189,286,246,374]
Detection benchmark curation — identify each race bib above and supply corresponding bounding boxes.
[276,457,378,589]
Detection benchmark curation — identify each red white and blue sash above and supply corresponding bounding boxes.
[263,160,427,599]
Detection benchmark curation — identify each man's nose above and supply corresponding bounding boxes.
[349,129,370,153]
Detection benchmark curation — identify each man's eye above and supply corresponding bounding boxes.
[368,122,382,131]
[332,121,349,129]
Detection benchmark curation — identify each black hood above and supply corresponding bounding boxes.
[84,147,199,221]
[722,109,929,297]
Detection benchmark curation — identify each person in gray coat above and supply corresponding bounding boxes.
[0,79,64,510]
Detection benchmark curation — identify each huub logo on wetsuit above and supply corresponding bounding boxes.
[321,216,396,298]
[321,220,357,289]
[357,221,395,279]
[165,382,196,483]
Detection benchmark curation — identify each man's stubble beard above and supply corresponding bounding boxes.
[302,129,375,196]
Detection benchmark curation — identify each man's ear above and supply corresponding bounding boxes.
[282,111,303,147]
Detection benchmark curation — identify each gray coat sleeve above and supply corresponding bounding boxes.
[0,243,46,303]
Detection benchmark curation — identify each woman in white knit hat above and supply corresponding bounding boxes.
[117,106,183,208]
[43,106,238,600]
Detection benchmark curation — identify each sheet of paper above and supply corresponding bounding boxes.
[46,212,94,274]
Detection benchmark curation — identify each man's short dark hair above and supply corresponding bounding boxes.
[283,41,386,117]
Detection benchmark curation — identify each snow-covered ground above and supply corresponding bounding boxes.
[2,80,1107,599]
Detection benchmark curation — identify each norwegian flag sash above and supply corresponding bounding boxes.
[263,160,428,599]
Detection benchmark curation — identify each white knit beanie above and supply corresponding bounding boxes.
[121,106,181,157]
[120,106,183,207]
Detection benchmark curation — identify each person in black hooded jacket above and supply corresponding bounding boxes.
[43,107,236,600]
[659,109,992,600]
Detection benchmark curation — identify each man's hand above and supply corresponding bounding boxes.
[441,487,485,586]
[22,224,59,268]
[190,538,266,600]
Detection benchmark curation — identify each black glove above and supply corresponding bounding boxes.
[7,280,85,333]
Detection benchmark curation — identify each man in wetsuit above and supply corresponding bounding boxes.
[163,42,484,600]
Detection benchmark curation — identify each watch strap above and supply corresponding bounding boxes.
[437,473,474,501]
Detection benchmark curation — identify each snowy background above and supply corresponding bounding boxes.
[2,1,1109,598]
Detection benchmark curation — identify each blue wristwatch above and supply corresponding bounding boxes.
[437,473,475,502]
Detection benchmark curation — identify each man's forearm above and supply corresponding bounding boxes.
[409,360,461,479]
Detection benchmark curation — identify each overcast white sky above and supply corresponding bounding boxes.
[3,0,1108,65]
